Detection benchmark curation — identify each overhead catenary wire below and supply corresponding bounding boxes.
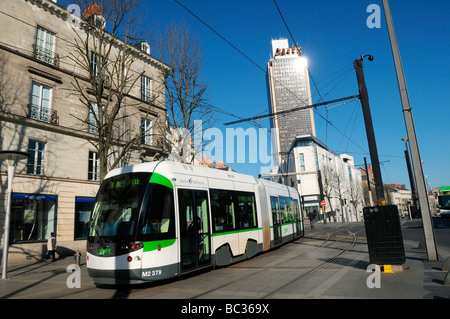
[224,95,360,126]
[3,3,368,160]
[173,0,311,111]
[270,1,373,157]
[272,0,332,139]
[2,3,407,168]
[173,1,365,144]
[173,0,374,160]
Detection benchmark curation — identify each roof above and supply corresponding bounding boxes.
[288,134,330,153]
[33,0,171,72]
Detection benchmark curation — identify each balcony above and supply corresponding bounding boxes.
[29,104,59,125]
[33,44,60,67]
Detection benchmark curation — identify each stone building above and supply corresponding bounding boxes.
[284,135,364,223]
[0,0,170,264]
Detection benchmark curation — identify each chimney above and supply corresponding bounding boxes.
[82,4,105,29]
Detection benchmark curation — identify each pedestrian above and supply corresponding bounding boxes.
[308,210,315,229]
[44,232,56,262]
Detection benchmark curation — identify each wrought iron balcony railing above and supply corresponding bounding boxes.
[33,44,60,67]
[29,103,58,125]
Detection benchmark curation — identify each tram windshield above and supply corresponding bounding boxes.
[89,172,151,239]
[438,195,450,209]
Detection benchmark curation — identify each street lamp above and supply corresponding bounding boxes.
[0,151,30,279]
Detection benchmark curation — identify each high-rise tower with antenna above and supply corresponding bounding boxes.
[267,38,315,166]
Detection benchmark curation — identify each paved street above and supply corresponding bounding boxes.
[1,221,449,310]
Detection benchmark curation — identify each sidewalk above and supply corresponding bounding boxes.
[0,256,96,299]
[0,222,449,299]
[302,221,450,299]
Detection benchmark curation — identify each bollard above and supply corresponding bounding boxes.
[74,250,81,266]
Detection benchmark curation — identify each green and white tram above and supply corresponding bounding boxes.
[86,161,304,285]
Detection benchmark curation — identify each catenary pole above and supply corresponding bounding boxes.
[354,56,385,204]
[382,0,438,260]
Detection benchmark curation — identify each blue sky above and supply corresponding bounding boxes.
[145,0,449,189]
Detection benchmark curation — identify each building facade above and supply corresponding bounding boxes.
[285,135,364,223]
[360,166,418,217]
[267,38,316,166]
[384,184,413,217]
[0,0,170,264]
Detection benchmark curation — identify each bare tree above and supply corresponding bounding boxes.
[384,185,394,205]
[156,21,214,163]
[320,165,337,213]
[335,168,349,222]
[349,183,364,222]
[64,0,163,182]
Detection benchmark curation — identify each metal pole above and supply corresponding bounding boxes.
[382,0,438,260]
[0,151,29,279]
[2,165,14,279]
[354,57,385,204]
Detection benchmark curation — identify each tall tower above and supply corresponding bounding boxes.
[267,38,315,166]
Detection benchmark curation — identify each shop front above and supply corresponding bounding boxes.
[10,193,57,244]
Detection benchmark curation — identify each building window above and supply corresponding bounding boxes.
[74,197,95,240]
[141,118,152,145]
[88,151,99,181]
[299,153,305,171]
[30,82,52,123]
[10,193,57,243]
[90,51,104,79]
[34,26,55,65]
[141,75,151,103]
[88,102,98,134]
[90,14,106,29]
[27,140,45,175]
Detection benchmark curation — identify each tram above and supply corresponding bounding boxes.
[86,161,304,285]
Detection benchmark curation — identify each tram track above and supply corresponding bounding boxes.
[262,229,357,299]
[190,226,359,299]
[53,225,363,299]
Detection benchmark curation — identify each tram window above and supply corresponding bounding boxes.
[210,189,257,233]
[293,199,301,232]
[178,189,209,235]
[179,189,194,234]
[210,189,235,232]
[195,190,209,234]
[140,183,175,240]
[89,172,150,239]
[293,199,300,219]
[236,192,257,229]
[270,196,280,224]
[279,196,293,223]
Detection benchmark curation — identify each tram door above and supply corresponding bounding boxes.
[178,189,211,271]
[270,196,282,246]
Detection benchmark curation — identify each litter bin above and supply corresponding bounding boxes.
[363,205,405,265]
